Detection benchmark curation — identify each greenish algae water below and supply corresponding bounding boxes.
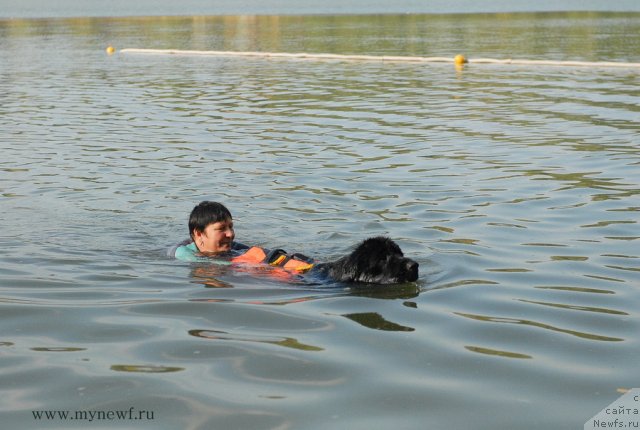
[1,11,639,430]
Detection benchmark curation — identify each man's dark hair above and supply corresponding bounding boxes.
[188,201,233,238]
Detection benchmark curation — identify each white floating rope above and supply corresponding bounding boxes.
[117,48,640,69]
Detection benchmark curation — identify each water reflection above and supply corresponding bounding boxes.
[349,284,421,300]
[31,347,87,352]
[465,345,532,359]
[455,312,624,342]
[517,299,628,316]
[535,285,615,295]
[190,264,233,288]
[5,12,640,61]
[111,364,184,373]
[343,312,414,332]
[189,329,323,351]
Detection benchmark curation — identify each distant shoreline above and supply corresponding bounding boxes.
[2,0,640,20]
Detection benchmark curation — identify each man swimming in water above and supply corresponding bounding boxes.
[170,201,418,284]
[170,201,248,262]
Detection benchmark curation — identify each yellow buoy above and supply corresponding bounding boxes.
[106,46,115,55]
[454,54,468,66]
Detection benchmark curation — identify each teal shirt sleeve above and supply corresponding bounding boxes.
[173,241,233,265]
[174,242,202,262]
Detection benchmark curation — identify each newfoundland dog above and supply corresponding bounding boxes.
[310,236,419,284]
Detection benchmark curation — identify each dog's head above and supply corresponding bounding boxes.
[335,236,419,284]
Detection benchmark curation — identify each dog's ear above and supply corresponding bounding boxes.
[362,237,403,256]
[381,237,403,256]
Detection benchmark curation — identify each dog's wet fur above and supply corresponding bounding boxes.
[311,236,419,284]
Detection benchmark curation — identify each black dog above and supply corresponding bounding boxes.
[311,236,419,284]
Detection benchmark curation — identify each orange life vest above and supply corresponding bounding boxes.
[231,246,314,273]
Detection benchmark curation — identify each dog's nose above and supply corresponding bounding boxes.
[406,261,419,282]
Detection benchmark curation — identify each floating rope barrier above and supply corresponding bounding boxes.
[118,48,640,69]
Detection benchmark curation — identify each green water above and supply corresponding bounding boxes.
[1,12,639,430]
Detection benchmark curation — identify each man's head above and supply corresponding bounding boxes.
[189,201,235,254]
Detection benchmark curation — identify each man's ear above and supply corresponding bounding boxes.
[192,228,205,240]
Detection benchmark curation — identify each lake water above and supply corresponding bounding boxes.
[2,0,640,18]
[1,8,639,430]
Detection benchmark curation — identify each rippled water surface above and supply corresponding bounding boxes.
[1,12,639,430]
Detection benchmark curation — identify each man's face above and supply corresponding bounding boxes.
[194,219,235,254]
